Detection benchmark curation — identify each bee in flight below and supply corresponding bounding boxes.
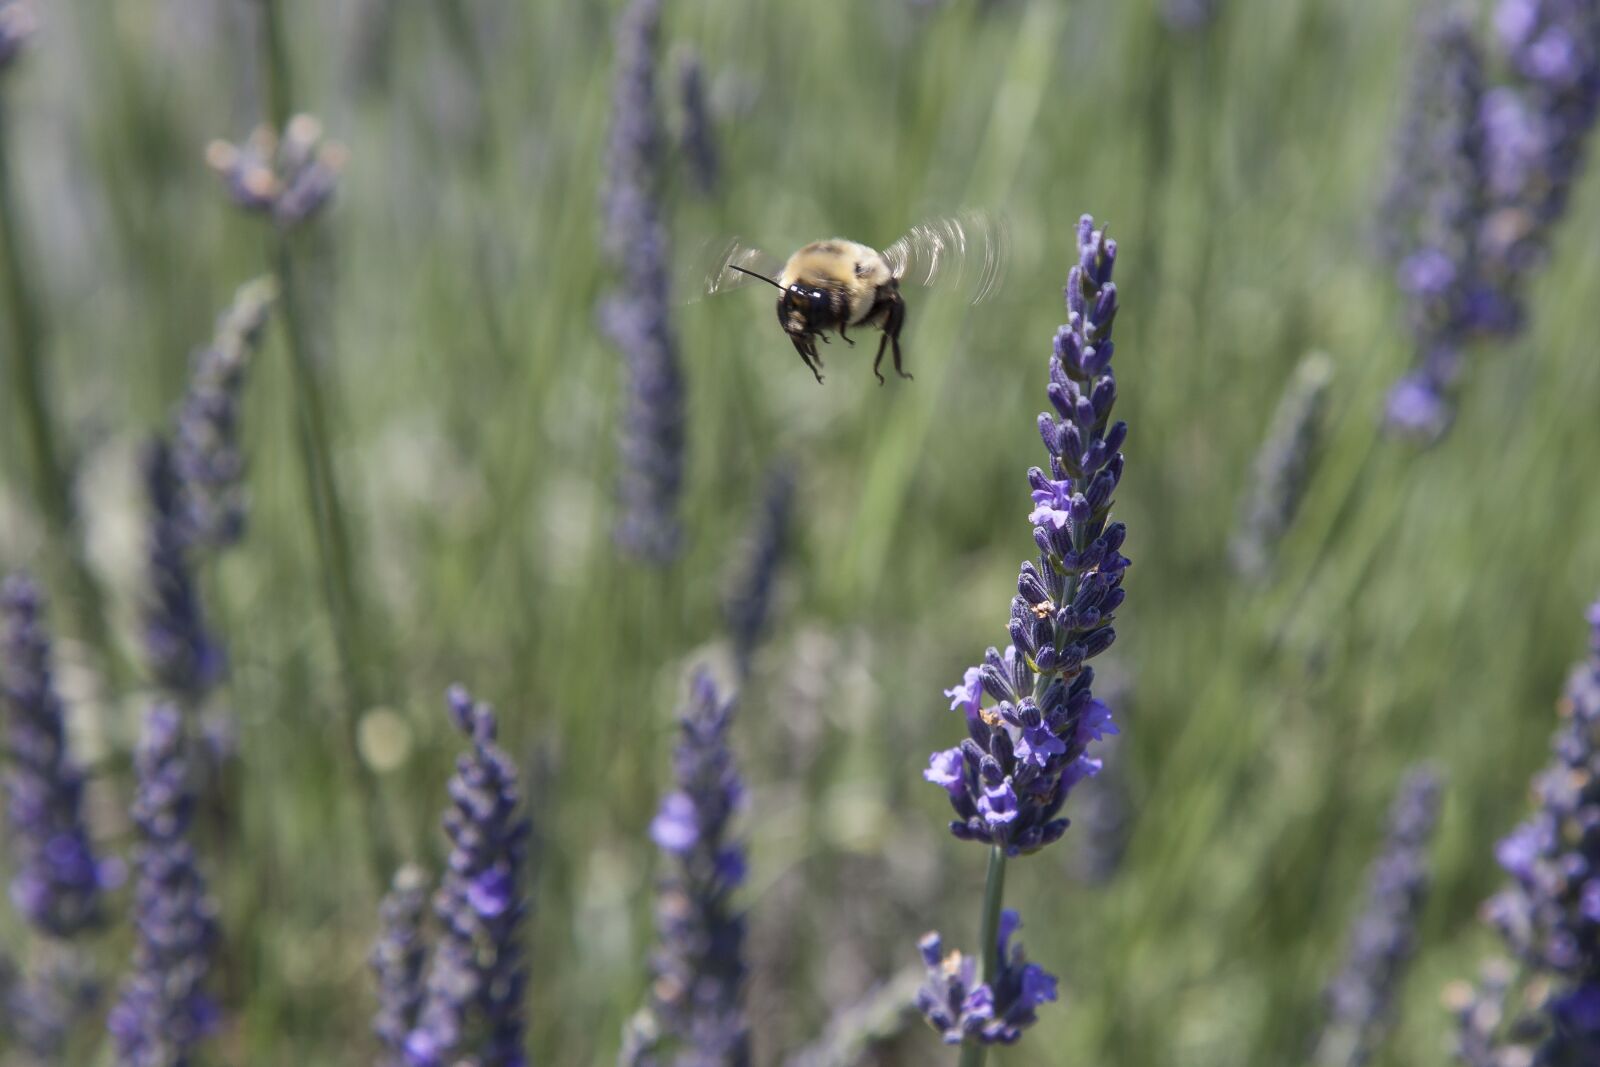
[705,213,1007,385]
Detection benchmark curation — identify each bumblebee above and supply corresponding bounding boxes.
[709,213,1006,385]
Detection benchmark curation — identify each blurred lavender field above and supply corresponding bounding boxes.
[4,0,1600,1064]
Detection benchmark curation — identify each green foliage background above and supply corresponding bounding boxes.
[2,0,1599,1063]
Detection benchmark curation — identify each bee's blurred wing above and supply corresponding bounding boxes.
[881,211,1009,304]
[679,236,785,304]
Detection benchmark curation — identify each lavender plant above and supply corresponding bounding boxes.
[141,440,224,706]
[402,686,530,1067]
[722,464,795,681]
[918,214,1128,1060]
[371,864,430,1066]
[0,0,34,70]
[1383,9,1490,439]
[1451,601,1600,1065]
[621,670,750,1066]
[677,50,720,196]
[106,703,220,1066]
[0,574,112,937]
[601,0,686,563]
[1231,353,1333,579]
[206,114,347,229]
[1313,766,1442,1067]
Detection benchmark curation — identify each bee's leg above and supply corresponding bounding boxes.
[871,333,888,386]
[884,294,911,380]
[838,321,855,347]
[791,334,824,383]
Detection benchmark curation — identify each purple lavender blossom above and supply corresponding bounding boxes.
[1313,767,1442,1067]
[924,214,1129,859]
[677,50,719,196]
[1162,0,1220,31]
[915,911,1058,1046]
[206,114,347,228]
[0,574,113,938]
[722,464,795,680]
[371,864,430,1066]
[1231,353,1332,579]
[623,670,750,1066]
[601,0,685,564]
[1453,601,1600,1064]
[0,0,34,71]
[171,278,275,552]
[141,440,224,704]
[405,687,530,1067]
[0,948,99,1059]
[1382,10,1489,439]
[1477,0,1600,324]
[107,703,220,1066]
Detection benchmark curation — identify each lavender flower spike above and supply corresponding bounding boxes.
[1231,352,1333,579]
[406,687,530,1067]
[371,864,430,1065]
[141,439,224,705]
[916,911,1058,1046]
[0,574,113,937]
[1453,600,1600,1064]
[107,703,220,1066]
[722,464,796,680]
[172,277,276,552]
[622,669,750,1066]
[677,50,720,196]
[206,114,348,228]
[1313,766,1442,1067]
[601,0,686,563]
[1383,10,1489,440]
[0,0,35,71]
[926,214,1129,858]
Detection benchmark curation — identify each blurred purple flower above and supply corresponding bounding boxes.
[107,704,220,1066]
[141,440,225,705]
[722,464,795,680]
[1454,600,1600,1063]
[1314,767,1442,1067]
[206,114,347,228]
[0,574,114,939]
[916,911,1058,1045]
[622,670,749,1066]
[371,864,430,1066]
[405,687,531,1067]
[0,0,34,71]
[677,50,720,196]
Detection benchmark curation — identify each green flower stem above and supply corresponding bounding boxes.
[959,844,1009,1067]
[0,94,120,685]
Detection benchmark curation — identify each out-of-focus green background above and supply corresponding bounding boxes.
[3,0,1599,1063]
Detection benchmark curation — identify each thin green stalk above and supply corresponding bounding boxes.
[0,95,120,684]
[959,845,1009,1067]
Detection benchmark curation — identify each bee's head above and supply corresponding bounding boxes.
[778,285,828,336]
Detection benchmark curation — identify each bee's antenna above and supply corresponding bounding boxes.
[727,264,785,290]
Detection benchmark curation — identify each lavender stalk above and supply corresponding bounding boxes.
[1451,601,1600,1064]
[621,670,749,1066]
[403,687,530,1066]
[106,704,220,1066]
[1313,767,1442,1067]
[1,574,114,938]
[919,214,1128,1061]
[722,465,796,681]
[601,0,686,563]
[1231,353,1333,579]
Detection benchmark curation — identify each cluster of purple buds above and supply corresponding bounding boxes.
[206,114,347,228]
[677,50,720,196]
[1314,767,1442,1067]
[141,440,225,704]
[722,464,795,680]
[171,278,276,552]
[622,670,750,1066]
[0,0,34,71]
[106,703,220,1066]
[1454,601,1600,1064]
[0,574,114,938]
[601,0,686,564]
[915,911,1058,1046]
[924,214,1128,858]
[371,864,430,1066]
[1477,0,1600,326]
[1383,10,1490,439]
[402,687,530,1067]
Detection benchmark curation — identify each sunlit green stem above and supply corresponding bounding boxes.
[958,845,1009,1067]
[0,94,120,684]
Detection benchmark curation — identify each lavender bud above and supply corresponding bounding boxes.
[1,574,113,937]
[916,910,1058,1045]
[206,114,347,228]
[1230,353,1333,579]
